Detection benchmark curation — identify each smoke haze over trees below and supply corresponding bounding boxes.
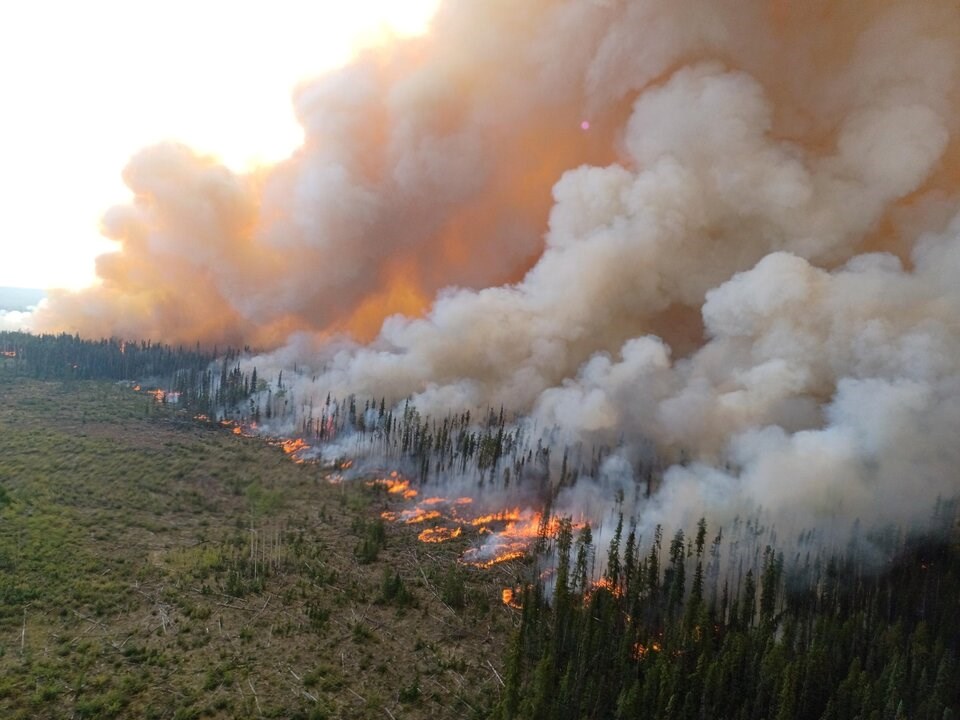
[23,1,960,551]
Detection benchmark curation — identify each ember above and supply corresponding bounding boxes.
[632,641,662,660]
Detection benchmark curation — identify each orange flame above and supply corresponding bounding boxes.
[468,508,523,527]
[279,438,309,454]
[403,509,442,525]
[466,550,525,569]
[217,418,259,438]
[588,576,624,599]
[501,587,524,609]
[369,477,418,500]
[418,527,462,543]
[268,437,311,462]
[631,641,662,660]
[371,473,570,567]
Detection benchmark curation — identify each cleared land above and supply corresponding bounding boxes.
[0,374,514,719]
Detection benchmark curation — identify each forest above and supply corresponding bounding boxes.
[498,514,959,720]
[2,330,958,719]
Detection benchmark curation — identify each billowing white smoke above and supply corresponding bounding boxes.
[36,0,960,544]
[0,311,32,331]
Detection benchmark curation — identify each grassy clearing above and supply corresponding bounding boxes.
[0,374,514,719]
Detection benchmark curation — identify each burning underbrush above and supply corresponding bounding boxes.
[201,416,566,574]
[377,487,552,568]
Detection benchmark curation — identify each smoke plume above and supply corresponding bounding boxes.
[35,0,960,542]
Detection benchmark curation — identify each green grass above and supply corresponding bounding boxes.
[0,375,511,719]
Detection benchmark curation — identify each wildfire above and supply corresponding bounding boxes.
[373,485,565,566]
[462,510,551,564]
[419,527,462,543]
[279,438,308,454]
[588,576,624,599]
[501,587,524,609]
[218,418,259,438]
[402,509,442,524]
[148,389,180,404]
[267,437,312,462]
[332,463,569,569]
[467,508,523,527]
[466,550,526,569]
[632,641,662,660]
[369,476,418,500]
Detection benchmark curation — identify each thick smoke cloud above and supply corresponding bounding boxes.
[35,0,960,540]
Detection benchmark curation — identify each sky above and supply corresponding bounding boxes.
[0,0,439,290]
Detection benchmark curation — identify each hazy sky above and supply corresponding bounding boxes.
[0,0,438,290]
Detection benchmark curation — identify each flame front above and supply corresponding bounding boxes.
[369,476,419,500]
[367,473,555,567]
[279,438,309,455]
[419,527,462,543]
[269,437,310,463]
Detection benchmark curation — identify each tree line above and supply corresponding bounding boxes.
[496,507,960,720]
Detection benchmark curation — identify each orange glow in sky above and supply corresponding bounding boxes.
[0,0,439,290]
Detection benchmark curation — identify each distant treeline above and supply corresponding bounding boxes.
[497,510,960,720]
[0,331,219,382]
[0,331,269,421]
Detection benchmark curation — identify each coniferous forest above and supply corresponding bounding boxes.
[2,331,959,719]
[498,516,960,720]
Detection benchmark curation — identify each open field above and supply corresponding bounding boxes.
[0,374,515,719]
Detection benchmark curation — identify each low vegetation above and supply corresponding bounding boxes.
[0,372,512,719]
[3,335,959,720]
